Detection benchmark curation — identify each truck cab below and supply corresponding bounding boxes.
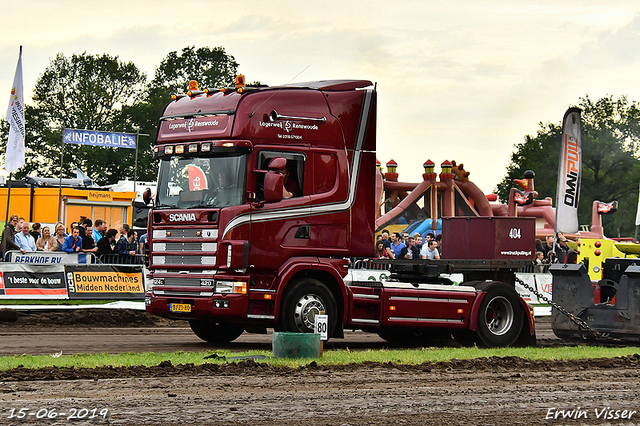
[146,78,377,341]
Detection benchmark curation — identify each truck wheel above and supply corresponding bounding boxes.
[188,319,244,343]
[475,283,523,347]
[280,278,337,337]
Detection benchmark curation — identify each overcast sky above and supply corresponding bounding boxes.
[2,1,640,194]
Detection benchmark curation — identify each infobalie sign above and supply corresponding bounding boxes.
[63,128,137,149]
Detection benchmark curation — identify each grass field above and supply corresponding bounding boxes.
[0,346,638,371]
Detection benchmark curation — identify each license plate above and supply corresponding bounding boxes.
[170,303,192,313]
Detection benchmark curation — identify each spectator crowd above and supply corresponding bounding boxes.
[0,214,146,264]
[374,229,443,260]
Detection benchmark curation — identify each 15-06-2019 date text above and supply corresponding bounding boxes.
[7,407,109,420]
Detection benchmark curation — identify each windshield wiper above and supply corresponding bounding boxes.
[187,203,216,209]
[154,204,177,210]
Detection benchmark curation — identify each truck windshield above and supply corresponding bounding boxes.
[156,155,247,209]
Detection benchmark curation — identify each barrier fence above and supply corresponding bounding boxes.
[0,255,551,304]
[0,251,145,300]
[3,251,144,265]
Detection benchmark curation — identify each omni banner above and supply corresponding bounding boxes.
[65,265,144,300]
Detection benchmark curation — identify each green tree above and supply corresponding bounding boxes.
[495,95,640,237]
[133,46,241,180]
[141,46,239,133]
[0,52,148,183]
[151,46,239,96]
[2,47,241,184]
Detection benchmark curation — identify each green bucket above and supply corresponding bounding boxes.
[272,332,321,358]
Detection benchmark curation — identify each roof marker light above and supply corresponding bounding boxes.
[165,146,174,155]
[189,144,198,153]
[201,143,211,152]
[175,145,185,154]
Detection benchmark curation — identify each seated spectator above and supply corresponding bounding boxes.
[534,251,545,273]
[16,217,25,234]
[93,219,106,243]
[54,224,66,251]
[80,219,98,253]
[413,233,423,250]
[402,232,410,244]
[119,224,130,240]
[116,229,137,256]
[97,229,118,256]
[420,240,440,260]
[435,234,443,256]
[62,227,83,253]
[555,235,570,263]
[15,222,36,252]
[1,214,22,257]
[379,229,391,250]
[36,226,57,252]
[30,222,41,242]
[388,232,406,259]
[373,241,389,259]
[425,232,435,244]
[139,232,147,255]
[399,236,420,259]
[51,221,67,238]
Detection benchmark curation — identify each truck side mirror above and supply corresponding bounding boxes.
[264,171,284,203]
[143,188,153,205]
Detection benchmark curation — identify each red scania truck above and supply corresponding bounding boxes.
[145,77,536,347]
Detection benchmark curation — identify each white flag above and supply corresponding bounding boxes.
[5,47,25,173]
[555,108,582,234]
[635,185,640,226]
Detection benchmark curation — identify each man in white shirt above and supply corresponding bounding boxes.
[14,222,36,252]
[420,239,440,260]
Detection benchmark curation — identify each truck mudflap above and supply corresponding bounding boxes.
[550,263,640,341]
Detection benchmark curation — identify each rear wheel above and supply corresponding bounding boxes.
[188,319,244,343]
[475,283,523,347]
[280,278,337,338]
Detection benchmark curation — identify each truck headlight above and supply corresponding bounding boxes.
[215,280,247,294]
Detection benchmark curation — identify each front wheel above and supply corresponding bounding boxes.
[188,319,244,343]
[475,283,523,347]
[280,278,337,339]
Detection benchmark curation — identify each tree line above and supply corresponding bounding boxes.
[495,95,640,237]
[3,46,639,236]
[0,46,239,184]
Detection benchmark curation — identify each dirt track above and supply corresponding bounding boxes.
[0,310,639,425]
